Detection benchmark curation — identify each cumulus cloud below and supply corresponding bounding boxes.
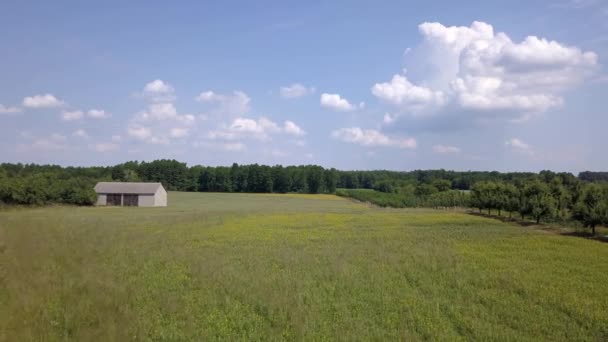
[19,133,69,151]
[0,104,22,114]
[127,125,152,140]
[170,127,189,138]
[280,83,315,98]
[433,144,461,154]
[61,110,84,121]
[320,93,362,112]
[372,74,446,111]
[135,102,195,125]
[22,94,65,108]
[142,79,175,102]
[283,120,306,136]
[383,113,396,124]
[92,142,119,152]
[505,138,534,156]
[505,138,530,150]
[195,90,251,118]
[208,117,305,141]
[193,141,246,152]
[87,109,110,119]
[331,127,416,149]
[374,21,598,123]
[72,129,89,138]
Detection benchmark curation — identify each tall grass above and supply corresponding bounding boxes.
[1,192,607,340]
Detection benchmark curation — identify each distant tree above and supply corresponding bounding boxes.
[415,184,438,198]
[549,177,570,219]
[323,168,338,193]
[272,165,290,193]
[306,166,324,194]
[523,180,556,224]
[572,184,608,235]
[503,183,520,219]
[432,179,452,192]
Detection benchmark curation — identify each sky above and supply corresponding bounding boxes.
[1,0,607,172]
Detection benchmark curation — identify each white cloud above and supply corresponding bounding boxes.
[127,125,152,140]
[87,109,110,119]
[372,74,446,111]
[170,127,189,138]
[280,83,315,99]
[373,21,598,122]
[320,93,361,112]
[433,144,461,154]
[331,127,416,149]
[0,104,22,114]
[20,133,69,151]
[283,120,306,136]
[72,129,89,138]
[383,113,396,124]
[144,79,173,93]
[142,79,175,102]
[505,138,534,156]
[193,141,246,152]
[92,142,119,152]
[135,103,195,125]
[505,138,530,150]
[195,90,251,118]
[22,94,65,108]
[270,148,288,157]
[222,142,246,151]
[61,110,84,121]
[208,117,304,141]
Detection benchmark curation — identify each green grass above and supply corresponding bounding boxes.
[1,192,607,341]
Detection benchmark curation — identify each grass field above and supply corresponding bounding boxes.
[1,192,607,340]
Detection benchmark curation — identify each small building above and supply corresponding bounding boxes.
[94,182,167,207]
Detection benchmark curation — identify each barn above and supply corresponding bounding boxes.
[94,182,167,207]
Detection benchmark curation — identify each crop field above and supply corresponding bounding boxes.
[1,192,607,340]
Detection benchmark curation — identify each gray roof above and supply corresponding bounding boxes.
[94,182,164,194]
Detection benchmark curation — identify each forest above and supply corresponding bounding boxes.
[1,159,607,234]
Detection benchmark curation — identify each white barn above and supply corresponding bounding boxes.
[94,182,167,207]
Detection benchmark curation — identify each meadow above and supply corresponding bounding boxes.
[1,192,607,340]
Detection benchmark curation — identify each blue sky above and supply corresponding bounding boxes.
[1,0,607,172]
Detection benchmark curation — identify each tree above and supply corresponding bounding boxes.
[503,183,520,219]
[572,184,608,235]
[432,179,452,192]
[549,177,570,219]
[306,166,324,194]
[415,184,438,198]
[271,165,290,193]
[523,180,556,224]
[323,168,338,193]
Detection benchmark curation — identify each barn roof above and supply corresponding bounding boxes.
[94,182,163,194]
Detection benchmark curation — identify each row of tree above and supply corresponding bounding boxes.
[471,179,608,234]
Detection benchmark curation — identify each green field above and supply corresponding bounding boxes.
[1,192,607,340]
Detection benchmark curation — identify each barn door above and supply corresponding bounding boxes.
[123,194,139,206]
[107,194,122,206]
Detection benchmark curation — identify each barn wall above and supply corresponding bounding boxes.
[96,194,107,206]
[138,195,155,207]
[154,187,168,207]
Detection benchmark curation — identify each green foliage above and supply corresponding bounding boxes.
[523,180,557,224]
[336,188,470,208]
[572,183,608,235]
